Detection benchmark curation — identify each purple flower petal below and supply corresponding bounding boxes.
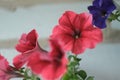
[88,0,116,29]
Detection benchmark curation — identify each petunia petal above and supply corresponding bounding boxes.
[59,11,76,30]
[81,27,103,48]
[93,16,107,29]
[26,29,38,45]
[16,29,38,53]
[77,12,93,30]
[72,39,86,54]
[13,54,27,69]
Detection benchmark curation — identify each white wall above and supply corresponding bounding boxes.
[0,2,119,40]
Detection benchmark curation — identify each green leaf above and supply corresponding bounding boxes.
[86,76,94,80]
[108,10,120,22]
[74,57,81,62]
[77,70,87,80]
[68,55,74,61]
[36,77,41,80]
[19,67,25,73]
[72,75,81,80]
[62,73,70,80]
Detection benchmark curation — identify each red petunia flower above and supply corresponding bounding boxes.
[0,54,22,80]
[27,39,68,80]
[13,29,44,69]
[16,29,39,53]
[51,11,103,54]
[13,54,26,69]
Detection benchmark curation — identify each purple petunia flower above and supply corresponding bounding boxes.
[88,0,116,29]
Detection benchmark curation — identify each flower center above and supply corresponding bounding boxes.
[101,10,107,17]
[73,31,80,39]
[75,35,79,39]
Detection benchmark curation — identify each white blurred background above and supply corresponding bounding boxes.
[0,0,120,80]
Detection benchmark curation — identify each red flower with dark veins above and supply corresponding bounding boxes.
[13,29,45,69]
[0,54,22,80]
[51,11,103,54]
[27,39,68,80]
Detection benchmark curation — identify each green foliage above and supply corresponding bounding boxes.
[86,76,94,80]
[77,70,87,80]
[62,54,94,80]
[108,10,120,22]
[19,68,41,80]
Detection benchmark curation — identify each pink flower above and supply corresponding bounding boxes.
[28,39,68,80]
[0,54,22,80]
[16,29,39,53]
[51,11,103,54]
[13,54,26,69]
[13,29,44,69]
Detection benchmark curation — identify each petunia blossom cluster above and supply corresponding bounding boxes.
[0,11,103,80]
[0,0,119,80]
